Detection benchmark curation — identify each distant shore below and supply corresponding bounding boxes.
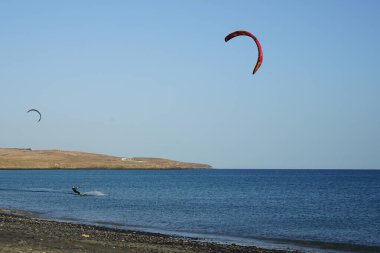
[0,208,292,253]
[0,148,212,169]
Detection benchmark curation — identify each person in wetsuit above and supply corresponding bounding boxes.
[72,186,81,195]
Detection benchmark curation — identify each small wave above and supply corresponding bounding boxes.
[81,190,106,196]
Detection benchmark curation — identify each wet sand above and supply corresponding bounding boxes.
[0,209,296,253]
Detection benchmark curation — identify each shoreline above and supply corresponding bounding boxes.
[1,208,379,253]
[0,208,294,253]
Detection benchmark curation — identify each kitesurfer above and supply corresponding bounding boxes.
[72,186,81,195]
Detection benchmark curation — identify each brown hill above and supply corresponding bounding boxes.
[0,148,212,169]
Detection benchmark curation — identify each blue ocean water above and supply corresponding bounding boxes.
[0,169,379,252]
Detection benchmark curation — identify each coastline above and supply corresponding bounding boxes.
[0,208,293,253]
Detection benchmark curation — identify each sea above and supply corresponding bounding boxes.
[0,169,379,253]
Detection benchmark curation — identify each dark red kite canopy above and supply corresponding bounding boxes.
[225,30,263,75]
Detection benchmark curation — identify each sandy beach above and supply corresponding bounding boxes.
[0,209,295,253]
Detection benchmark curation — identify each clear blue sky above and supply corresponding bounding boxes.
[1,0,379,169]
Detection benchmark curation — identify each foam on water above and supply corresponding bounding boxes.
[81,190,106,196]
